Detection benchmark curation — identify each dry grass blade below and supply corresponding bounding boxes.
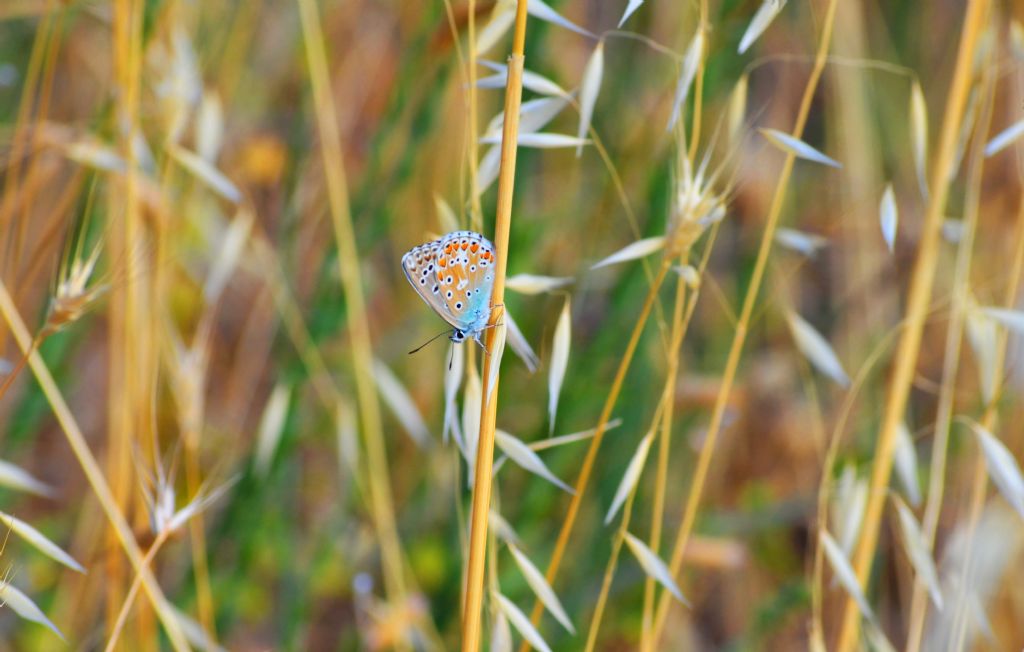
[530,418,621,451]
[786,311,850,387]
[577,42,604,157]
[760,128,842,168]
[495,592,553,652]
[434,195,459,233]
[984,117,1024,157]
[673,264,700,289]
[489,510,522,545]
[491,611,513,652]
[485,96,569,139]
[480,132,589,149]
[618,0,644,27]
[166,143,241,203]
[508,544,575,633]
[195,90,224,162]
[982,306,1024,334]
[965,420,1024,518]
[373,359,431,447]
[505,307,539,372]
[728,74,749,145]
[505,274,574,295]
[0,581,63,640]
[254,383,291,477]
[486,323,508,406]
[64,140,126,172]
[335,401,359,473]
[910,81,929,196]
[775,228,828,258]
[892,497,943,609]
[203,211,252,304]
[623,532,688,605]
[170,605,228,652]
[965,303,998,405]
[0,460,54,498]
[942,219,966,243]
[590,236,665,270]
[495,430,573,493]
[527,0,594,38]
[894,423,921,506]
[478,145,502,195]
[477,5,515,55]
[548,297,571,432]
[820,530,874,620]
[666,30,703,132]
[738,0,788,54]
[832,466,867,554]
[605,431,653,525]
[462,367,483,481]
[443,343,465,443]
[879,184,898,252]
[0,511,84,573]
[478,61,568,98]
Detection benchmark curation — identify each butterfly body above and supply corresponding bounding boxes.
[402,230,496,346]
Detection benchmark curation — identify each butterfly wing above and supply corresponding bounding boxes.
[402,239,460,329]
[403,231,496,335]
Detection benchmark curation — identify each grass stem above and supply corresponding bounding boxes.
[651,0,840,642]
[461,1,529,649]
[834,2,990,648]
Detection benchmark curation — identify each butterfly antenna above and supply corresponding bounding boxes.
[408,329,452,355]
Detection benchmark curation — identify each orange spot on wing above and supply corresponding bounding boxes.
[461,242,469,250]
[470,243,479,253]
[439,258,447,267]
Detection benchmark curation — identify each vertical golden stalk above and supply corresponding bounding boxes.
[834,2,989,649]
[109,0,146,635]
[904,41,997,652]
[0,281,191,652]
[295,0,408,615]
[461,1,529,649]
[650,0,839,643]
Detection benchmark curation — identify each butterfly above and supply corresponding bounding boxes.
[402,230,497,347]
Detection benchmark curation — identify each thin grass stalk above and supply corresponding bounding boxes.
[461,2,529,649]
[521,257,672,643]
[947,82,1024,652]
[834,3,991,649]
[0,280,191,651]
[585,399,668,652]
[296,0,411,619]
[650,0,840,642]
[104,528,173,652]
[809,324,903,649]
[181,317,218,644]
[640,269,686,652]
[640,4,709,638]
[109,0,147,635]
[13,169,87,309]
[904,44,997,652]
